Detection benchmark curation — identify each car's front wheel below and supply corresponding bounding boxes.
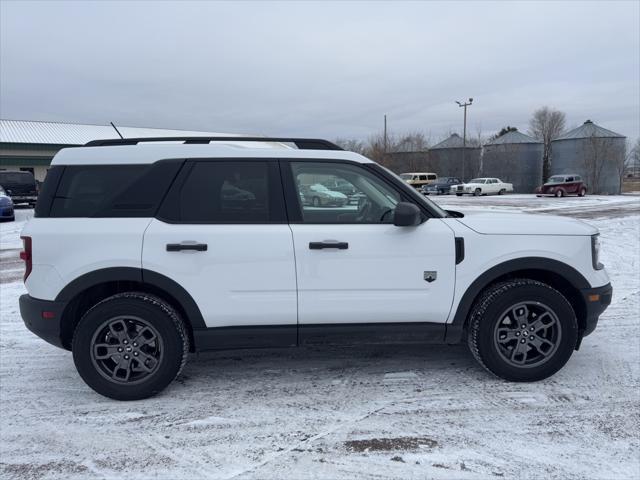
[72,292,189,400]
[474,188,481,196]
[467,279,578,382]
[554,190,564,197]
[579,188,586,197]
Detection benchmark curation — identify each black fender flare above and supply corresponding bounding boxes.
[444,257,590,342]
[55,267,206,330]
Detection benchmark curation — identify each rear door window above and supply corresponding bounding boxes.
[159,160,286,224]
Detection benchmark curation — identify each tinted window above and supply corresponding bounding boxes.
[566,177,574,182]
[291,162,400,224]
[428,174,437,180]
[0,171,35,184]
[47,162,181,218]
[419,175,427,180]
[177,161,280,223]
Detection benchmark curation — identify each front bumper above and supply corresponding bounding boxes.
[0,206,14,217]
[580,282,612,337]
[19,294,67,349]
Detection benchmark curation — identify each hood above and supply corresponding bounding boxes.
[456,211,597,236]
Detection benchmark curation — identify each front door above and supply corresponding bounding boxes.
[142,160,297,346]
[284,161,456,337]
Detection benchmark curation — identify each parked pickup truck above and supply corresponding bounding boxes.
[453,178,514,196]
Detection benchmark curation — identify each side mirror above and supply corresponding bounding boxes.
[393,202,423,227]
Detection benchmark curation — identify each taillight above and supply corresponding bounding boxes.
[20,236,32,282]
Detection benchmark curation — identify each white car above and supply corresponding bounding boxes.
[19,136,611,400]
[453,178,514,196]
[302,183,348,207]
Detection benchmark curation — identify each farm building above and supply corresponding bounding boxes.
[428,133,481,180]
[482,130,543,193]
[0,119,228,182]
[551,120,626,194]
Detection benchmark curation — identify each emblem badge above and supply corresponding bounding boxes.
[424,271,437,283]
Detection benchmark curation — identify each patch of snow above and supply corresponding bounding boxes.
[1,197,638,479]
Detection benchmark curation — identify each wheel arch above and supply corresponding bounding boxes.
[445,257,589,343]
[56,267,205,351]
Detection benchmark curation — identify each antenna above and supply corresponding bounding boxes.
[109,121,124,139]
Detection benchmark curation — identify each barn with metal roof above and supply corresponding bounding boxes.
[551,120,626,194]
[0,119,229,181]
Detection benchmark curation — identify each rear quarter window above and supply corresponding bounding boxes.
[43,161,182,218]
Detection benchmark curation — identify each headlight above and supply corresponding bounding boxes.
[591,234,603,270]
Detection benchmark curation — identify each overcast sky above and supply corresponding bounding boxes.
[1,0,638,143]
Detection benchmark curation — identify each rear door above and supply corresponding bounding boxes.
[283,160,456,337]
[142,159,297,345]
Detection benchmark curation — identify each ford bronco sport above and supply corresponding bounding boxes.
[19,137,612,400]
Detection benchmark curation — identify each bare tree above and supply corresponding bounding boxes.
[528,106,566,180]
[581,135,625,194]
[627,138,640,177]
[334,137,366,155]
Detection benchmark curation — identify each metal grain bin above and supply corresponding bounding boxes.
[428,134,481,180]
[551,120,626,194]
[481,131,543,193]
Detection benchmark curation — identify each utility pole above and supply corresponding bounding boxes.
[383,114,388,153]
[455,98,473,180]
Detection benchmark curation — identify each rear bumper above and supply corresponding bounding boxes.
[10,195,37,204]
[581,283,612,337]
[19,294,67,349]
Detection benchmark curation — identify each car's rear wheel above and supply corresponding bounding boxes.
[554,190,564,197]
[72,292,189,400]
[498,189,506,195]
[467,279,578,382]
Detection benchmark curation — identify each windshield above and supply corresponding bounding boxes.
[399,174,413,180]
[469,178,484,184]
[0,186,5,195]
[547,176,564,184]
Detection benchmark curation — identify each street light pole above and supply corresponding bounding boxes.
[456,98,473,180]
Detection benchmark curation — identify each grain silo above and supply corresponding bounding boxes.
[481,130,543,193]
[428,133,481,180]
[551,120,626,194]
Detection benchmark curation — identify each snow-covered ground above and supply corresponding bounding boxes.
[1,195,639,479]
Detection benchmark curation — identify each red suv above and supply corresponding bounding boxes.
[536,174,587,197]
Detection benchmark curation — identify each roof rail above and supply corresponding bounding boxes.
[83,136,343,150]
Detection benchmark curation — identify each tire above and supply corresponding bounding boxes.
[473,188,481,196]
[578,188,586,197]
[456,193,463,196]
[72,292,189,400]
[498,189,506,195]
[554,190,564,198]
[467,279,578,382]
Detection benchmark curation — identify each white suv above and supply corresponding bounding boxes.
[19,137,612,400]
